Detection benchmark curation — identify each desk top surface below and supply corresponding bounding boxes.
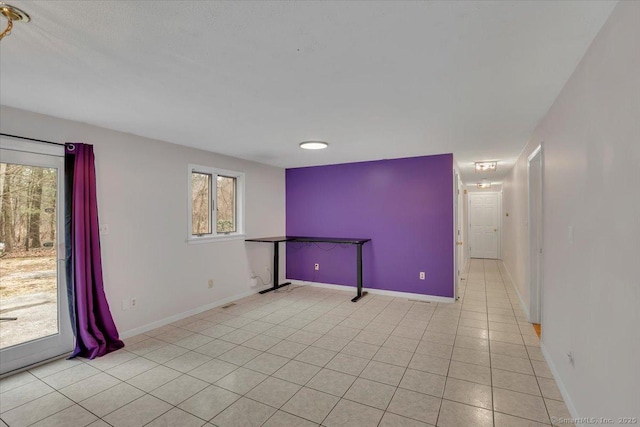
[245,236,371,244]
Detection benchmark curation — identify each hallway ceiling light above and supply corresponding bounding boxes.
[477,180,492,189]
[299,141,328,150]
[475,161,497,172]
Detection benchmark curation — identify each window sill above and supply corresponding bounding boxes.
[187,234,247,244]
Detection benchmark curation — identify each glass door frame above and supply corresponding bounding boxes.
[0,138,74,375]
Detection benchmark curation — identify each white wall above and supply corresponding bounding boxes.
[501,1,640,420]
[0,106,285,336]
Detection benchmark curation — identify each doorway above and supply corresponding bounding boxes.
[469,192,500,259]
[528,145,543,326]
[0,139,73,374]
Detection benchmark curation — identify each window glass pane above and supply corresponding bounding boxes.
[191,172,211,235]
[216,176,236,233]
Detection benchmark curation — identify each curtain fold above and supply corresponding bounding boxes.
[65,143,124,359]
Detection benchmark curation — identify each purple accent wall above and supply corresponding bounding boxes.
[286,154,454,298]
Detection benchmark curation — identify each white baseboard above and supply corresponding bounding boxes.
[500,261,530,320]
[119,289,261,339]
[289,280,455,303]
[540,342,580,424]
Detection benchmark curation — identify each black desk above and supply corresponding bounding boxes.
[245,236,371,302]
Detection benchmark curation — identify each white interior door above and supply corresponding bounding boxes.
[528,146,543,324]
[469,193,499,259]
[0,139,73,374]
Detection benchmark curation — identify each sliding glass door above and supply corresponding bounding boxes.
[0,139,73,374]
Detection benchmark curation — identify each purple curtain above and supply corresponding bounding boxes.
[65,143,124,359]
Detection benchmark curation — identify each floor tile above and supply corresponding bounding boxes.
[341,341,380,359]
[490,341,529,359]
[415,341,453,359]
[60,372,121,402]
[163,351,211,373]
[409,353,450,376]
[29,358,84,379]
[437,396,493,427]
[538,377,563,401]
[443,377,492,409]
[143,344,190,364]
[145,407,206,427]
[211,397,276,427]
[126,365,181,392]
[217,345,262,366]
[178,385,240,420]
[360,360,406,386]
[492,369,541,396]
[312,335,350,352]
[447,360,491,386]
[353,330,389,345]
[531,360,554,379]
[0,371,37,394]
[150,374,208,405]
[379,411,431,427]
[262,410,318,426]
[187,358,237,383]
[193,339,237,357]
[387,387,441,425]
[215,367,267,394]
[80,382,144,417]
[40,363,101,389]
[246,376,301,408]
[287,330,323,345]
[383,335,419,352]
[106,357,158,381]
[323,398,384,426]
[103,394,172,427]
[29,404,97,427]
[281,387,339,423]
[493,388,549,424]
[267,340,308,358]
[494,412,551,427]
[0,379,55,411]
[306,369,357,397]
[243,352,289,375]
[273,360,321,385]
[492,353,535,375]
[294,346,337,367]
[401,363,449,396]
[373,347,413,367]
[343,378,395,410]
[242,334,282,351]
[1,392,74,427]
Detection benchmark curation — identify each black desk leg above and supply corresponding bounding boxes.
[259,241,291,294]
[351,243,367,302]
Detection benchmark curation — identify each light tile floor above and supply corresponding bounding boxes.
[0,259,572,426]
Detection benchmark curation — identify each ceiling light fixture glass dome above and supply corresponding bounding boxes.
[299,141,329,150]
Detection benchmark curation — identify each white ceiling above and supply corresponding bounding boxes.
[0,1,616,181]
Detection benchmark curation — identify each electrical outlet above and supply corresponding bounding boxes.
[419,272,426,280]
[131,297,137,308]
[99,224,109,235]
[208,279,214,288]
[314,263,319,271]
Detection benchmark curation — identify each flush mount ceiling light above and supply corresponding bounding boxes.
[475,161,497,172]
[299,141,329,150]
[477,180,492,189]
[0,2,30,41]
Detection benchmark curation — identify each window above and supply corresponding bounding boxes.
[188,164,244,242]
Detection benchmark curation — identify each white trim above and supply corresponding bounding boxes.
[119,289,260,339]
[186,234,247,244]
[540,342,580,423]
[0,137,64,157]
[187,163,245,242]
[527,144,543,324]
[289,280,456,303]
[500,261,530,319]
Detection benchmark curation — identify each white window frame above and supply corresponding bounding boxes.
[187,164,245,243]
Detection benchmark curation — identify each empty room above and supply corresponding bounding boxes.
[0,1,638,427]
